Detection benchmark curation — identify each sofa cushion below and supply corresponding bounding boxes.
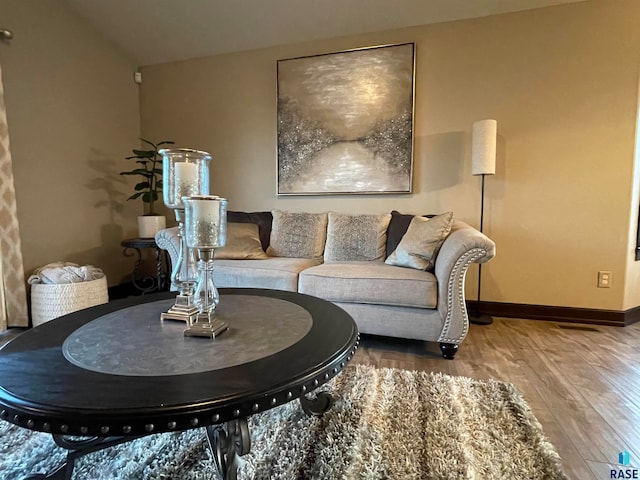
[386,210,437,258]
[215,223,268,260]
[266,210,328,259]
[227,211,273,251]
[214,258,321,292]
[299,262,437,309]
[324,212,391,262]
[385,212,453,271]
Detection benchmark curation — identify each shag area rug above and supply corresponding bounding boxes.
[0,364,567,479]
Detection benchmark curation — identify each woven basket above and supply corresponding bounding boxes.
[31,276,109,327]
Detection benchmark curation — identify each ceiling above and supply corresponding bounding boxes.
[63,0,586,66]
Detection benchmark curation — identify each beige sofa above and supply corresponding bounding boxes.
[155,210,495,359]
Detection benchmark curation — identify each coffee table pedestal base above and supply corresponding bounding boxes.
[204,391,335,480]
[26,391,335,480]
[300,391,334,416]
[24,435,141,480]
[206,419,251,480]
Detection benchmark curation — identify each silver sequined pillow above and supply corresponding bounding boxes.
[324,212,392,262]
[266,210,328,259]
[385,212,453,271]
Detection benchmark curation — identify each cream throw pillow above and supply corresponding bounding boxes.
[266,210,328,259]
[385,212,453,271]
[324,212,392,262]
[215,223,268,259]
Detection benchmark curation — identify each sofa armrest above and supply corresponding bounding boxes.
[155,227,179,290]
[434,220,496,344]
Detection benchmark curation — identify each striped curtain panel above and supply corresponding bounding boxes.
[0,65,28,330]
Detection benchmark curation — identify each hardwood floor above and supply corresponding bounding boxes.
[353,317,640,480]
[2,317,638,479]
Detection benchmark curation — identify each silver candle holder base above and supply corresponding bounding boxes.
[161,207,199,324]
[181,195,228,339]
[160,294,199,324]
[182,259,225,337]
[184,318,229,338]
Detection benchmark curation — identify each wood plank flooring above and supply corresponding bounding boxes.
[352,318,640,480]
[2,317,638,479]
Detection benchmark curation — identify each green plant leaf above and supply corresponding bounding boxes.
[132,149,154,158]
[120,169,153,177]
[123,139,173,209]
[140,138,157,149]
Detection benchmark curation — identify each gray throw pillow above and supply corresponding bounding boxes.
[266,210,328,259]
[215,223,268,260]
[324,212,392,262]
[385,212,454,271]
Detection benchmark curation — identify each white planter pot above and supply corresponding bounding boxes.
[138,215,166,238]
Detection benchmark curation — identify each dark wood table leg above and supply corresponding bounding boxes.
[300,391,333,416]
[25,435,141,480]
[205,419,251,480]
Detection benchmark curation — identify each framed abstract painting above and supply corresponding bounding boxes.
[277,43,415,195]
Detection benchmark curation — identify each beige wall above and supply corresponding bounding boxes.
[624,76,640,311]
[140,0,640,312]
[0,0,141,287]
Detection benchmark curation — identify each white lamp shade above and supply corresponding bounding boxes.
[471,119,497,176]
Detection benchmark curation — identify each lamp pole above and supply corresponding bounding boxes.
[469,119,496,326]
[472,173,492,324]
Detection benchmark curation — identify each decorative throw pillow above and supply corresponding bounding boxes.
[215,223,268,259]
[385,212,454,271]
[266,210,328,259]
[386,210,437,258]
[227,211,273,251]
[324,212,392,262]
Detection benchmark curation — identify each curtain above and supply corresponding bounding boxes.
[0,65,28,330]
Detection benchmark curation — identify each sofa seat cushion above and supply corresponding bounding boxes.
[214,258,321,292]
[299,262,437,309]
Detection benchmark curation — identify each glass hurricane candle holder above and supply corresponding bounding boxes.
[162,149,211,209]
[159,149,211,324]
[182,195,229,338]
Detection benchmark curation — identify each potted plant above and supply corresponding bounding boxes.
[121,138,174,238]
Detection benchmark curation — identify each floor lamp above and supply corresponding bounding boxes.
[470,119,497,326]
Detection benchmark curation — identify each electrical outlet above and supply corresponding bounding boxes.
[597,271,612,288]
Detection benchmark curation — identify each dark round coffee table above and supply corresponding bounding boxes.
[0,289,359,480]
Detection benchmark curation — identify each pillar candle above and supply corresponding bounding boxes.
[174,162,198,204]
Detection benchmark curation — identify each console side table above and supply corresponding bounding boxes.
[121,238,169,294]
